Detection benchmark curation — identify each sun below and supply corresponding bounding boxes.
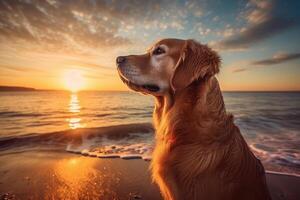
[63,70,85,92]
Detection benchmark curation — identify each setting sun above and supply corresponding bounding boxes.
[63,70,85,92]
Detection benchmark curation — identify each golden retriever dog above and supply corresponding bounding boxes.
[116,38,271,200]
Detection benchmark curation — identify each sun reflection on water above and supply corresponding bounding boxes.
[69,93,80,113]
[68,93,85,129]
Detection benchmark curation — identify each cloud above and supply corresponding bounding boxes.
[0,0,206,80]
[232,68,247,73]
[0,0,131,52]
[0,0,209,54]
[198,27,211,36]
[214,17,297,50]
[232,52,300,73]
[212,0,299,50]
[63,60,113,70]
[252,52,300,65]
[0,64,45,73]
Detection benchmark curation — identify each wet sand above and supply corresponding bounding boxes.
[0,151,299,200]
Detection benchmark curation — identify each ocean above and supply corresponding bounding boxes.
[0,91,299,176]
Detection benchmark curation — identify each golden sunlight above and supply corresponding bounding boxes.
[63,69,85,92]
[52,157,97,199]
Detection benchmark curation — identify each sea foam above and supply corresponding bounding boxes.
[66,132,154,161]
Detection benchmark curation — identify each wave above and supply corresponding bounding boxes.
[266,170,300,178]
[0,122,155,161]
[95,113,111,117]
[0,111,44,118]
[0,123,153,149]
[66,132,154,161]
[0,111,153,121]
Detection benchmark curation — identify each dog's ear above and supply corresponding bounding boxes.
[170,39,221,91]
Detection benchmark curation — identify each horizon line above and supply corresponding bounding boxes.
[0,85,299,93]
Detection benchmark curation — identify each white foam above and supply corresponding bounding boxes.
[66,135,99,153]
[66,132,154,161]
[250,144,268,155]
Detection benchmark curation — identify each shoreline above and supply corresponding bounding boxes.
[0,150,300,200]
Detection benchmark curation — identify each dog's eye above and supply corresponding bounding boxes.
[153,47,165,55]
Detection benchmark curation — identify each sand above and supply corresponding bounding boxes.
[0,151,299,200]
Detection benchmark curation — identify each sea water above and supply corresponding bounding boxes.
[0,91,299,176]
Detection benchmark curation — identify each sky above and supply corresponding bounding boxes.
[0,0,300,91]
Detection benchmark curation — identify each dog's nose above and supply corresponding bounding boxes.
[116,56,126,64]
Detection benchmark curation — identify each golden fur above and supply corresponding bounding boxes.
[116,39,271,200]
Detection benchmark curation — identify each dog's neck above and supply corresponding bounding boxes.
[153,76,234,145]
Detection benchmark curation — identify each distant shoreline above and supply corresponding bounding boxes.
[0,86,36,91]
[0,86,64,92]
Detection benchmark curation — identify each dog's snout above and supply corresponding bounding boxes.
[116,56,126,64]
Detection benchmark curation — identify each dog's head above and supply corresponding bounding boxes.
[116,38,220,96]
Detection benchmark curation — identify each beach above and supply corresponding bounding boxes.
[0,150,299,200]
